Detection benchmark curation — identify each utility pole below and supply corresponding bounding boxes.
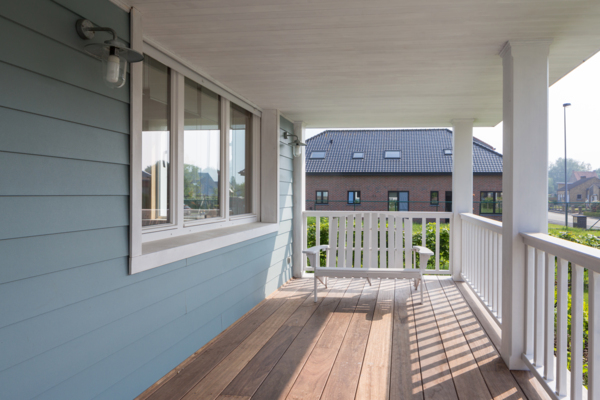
[563,103,571,229]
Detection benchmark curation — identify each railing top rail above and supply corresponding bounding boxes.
[460,213,502,234]
[521,232,600,274]
[303,211,454,218]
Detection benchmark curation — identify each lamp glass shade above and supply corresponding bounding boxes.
[101,53,127,88]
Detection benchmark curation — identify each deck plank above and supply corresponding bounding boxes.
[355,278,395,400]
[217,278,346,399]
[425,278,492,400]
[390,279,424,400]
[286,278,366,400]
[251,278,354,400]
[180,285,316,400]
[145,279,312,400]
[438,277,529,400]
[320,279,380,400]
[413,278,459,400]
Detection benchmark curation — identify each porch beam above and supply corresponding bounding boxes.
[451,118,474,281]
[292,121,306,278]
[500,39,551,370]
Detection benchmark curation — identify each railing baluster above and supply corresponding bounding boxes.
[525,245,535,357]
[436,217,440,271]
[315,217,321,267]
[406,218,413,269]
[498,233,502,321]
[354,214,363,268]
[380,214,387,268]
[338,216,346,268]
[363,214,371,269]
[534,249,545,367]
[388,215,395,268]
[395,216,402,267]
[346,214,354,268]
[492,232,497,314]
[571,264,584,400]
[303,214,308,271]
[329,216,338,268]
[556,257,568,396]
[544,252,555,381]
[590,270,600,400]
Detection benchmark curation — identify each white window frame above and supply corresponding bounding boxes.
[128,9,277,274]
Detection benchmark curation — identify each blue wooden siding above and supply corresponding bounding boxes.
[0,1,293,399]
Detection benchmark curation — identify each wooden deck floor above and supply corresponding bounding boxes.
[137,276,550,400]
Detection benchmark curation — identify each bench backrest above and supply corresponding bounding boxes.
[327,212,416,269]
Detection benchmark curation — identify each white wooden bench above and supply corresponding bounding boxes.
[302,212,434,304]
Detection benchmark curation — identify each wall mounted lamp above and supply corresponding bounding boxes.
[75,19,144,88]
[282,131,306,158]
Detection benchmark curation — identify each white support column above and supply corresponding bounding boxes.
[260,110,280,224]
[500,39,551,370]
[292,121,306,278]
[451,118,474,281]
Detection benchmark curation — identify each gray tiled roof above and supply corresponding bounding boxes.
[305,129,503,174]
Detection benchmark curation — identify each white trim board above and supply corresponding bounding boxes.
[130,222,279,274]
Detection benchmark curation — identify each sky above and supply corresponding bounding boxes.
[306,51,600,170]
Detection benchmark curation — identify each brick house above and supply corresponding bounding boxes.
[305,129,503,219]
[557,176,600,203]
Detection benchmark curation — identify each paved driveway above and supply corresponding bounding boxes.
[548,211,600,229]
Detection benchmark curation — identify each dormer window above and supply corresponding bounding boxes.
[310,151,326,159]
[444,149,452,155]
[352,152,364,159]
[384,150,401,159]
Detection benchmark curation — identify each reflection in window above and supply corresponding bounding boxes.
[430,191,439,205]
[142,55,171,227]
[348,191,361,204]
[480,191,502,214]
[230,104,252,216]
[183,78,221,221]
[316,191,329,204]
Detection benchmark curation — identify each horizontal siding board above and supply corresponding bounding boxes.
[280,181,293,196]
[280,194,293,208]
[0,107,129,164]
[0,152,129,196]
[0,227,129,284]
[0,196,128,240]
[279,219,293,234]
[280,143,294,159]
[1,0,129,55]
[280,168,293,183]
[279,155,294,171]
[0,17,129,103]
[280,206,293,221]
[0,61,129,133]
[11,259,291,400]
[279,115,294,134]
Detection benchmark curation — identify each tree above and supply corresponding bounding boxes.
[548,158,592,194]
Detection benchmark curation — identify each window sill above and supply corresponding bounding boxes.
[129,222,279,274]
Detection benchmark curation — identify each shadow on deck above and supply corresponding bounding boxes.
[136,276,550,400]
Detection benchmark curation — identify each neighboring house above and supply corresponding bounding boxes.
[557,176,600,202]
[305,129,503,218]
[569,170,597,182]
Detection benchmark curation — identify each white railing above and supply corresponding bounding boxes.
[303,211,453,274]
[521,232,600,400]
[460,213,503,325]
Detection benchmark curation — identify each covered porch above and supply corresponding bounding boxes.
[137,276,547,400]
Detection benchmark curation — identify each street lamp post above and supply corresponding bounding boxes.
[563,103,571,228]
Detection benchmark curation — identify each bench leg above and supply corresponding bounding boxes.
[366,277,372,286]
[314,274,318,302]
[420,276,424,304]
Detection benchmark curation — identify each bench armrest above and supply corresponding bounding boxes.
[412,246,434,271]
[302,245,330,255]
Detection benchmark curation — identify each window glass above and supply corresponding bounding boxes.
[431,191,439,205]
[388,191,398,211]
[310,151,326,159]
[352,152,364,159]
[495,192,503,214]
[183,78,221,222]
[348,191,361,204]
[142,55,171,227]
[384,150,401,159]
[323,191,328,204]
[316,191,329,204]
[444,149,452,155]
[230,104,252,216]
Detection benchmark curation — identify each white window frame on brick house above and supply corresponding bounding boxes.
[128,9,278,274]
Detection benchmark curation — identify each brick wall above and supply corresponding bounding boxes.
[306,174,503,220]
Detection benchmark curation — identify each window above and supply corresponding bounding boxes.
[310,151,326,159]
[577,194,582,200]
[444,149,452,155]
[183,78,220,222]
[352,152,364,159]
[316,191,329,204]
[230,104,253,216]
[384,150,401,159]
[388,191,409,211]
[142,55,171,227]
[430,191,439,205]
[480,191,502,214]
[348,191,361,204]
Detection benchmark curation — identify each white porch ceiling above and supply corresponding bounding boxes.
[124,0,600,128]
